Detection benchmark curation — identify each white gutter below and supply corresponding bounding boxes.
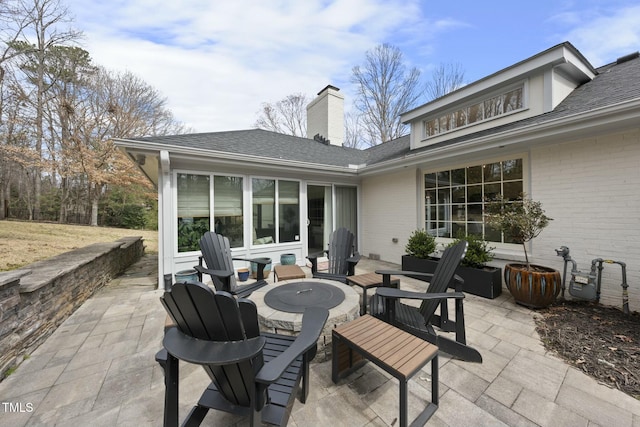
[114,138,361,176]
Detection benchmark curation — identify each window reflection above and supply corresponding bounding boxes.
[424,159,524,242]
[177,174,210,253]
[422,85,525,138]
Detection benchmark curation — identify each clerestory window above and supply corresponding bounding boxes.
[423,85,524,137]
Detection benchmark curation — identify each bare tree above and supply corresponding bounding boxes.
[343,111,364,149]
[351,43,423,145]
[0,0,30,82]
[254,92,308,137]
[0,0,33,220]
[11,0,81,220]
[43,45,95,223]
[425,63,465,101]
[77,67,184,225]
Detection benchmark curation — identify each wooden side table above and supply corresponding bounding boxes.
[332,315,439,427]
[273,264,306,282]
[346,272,400,314]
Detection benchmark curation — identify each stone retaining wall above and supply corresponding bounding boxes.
[0,236,145,380]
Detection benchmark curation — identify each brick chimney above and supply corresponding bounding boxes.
[306,85,344,146]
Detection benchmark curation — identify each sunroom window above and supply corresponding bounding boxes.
[278,181,300,243]
[177,173,210,252]
[252,178,300,245]
[214,176,243,248]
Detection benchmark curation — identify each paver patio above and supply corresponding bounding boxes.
[1,254,639,426]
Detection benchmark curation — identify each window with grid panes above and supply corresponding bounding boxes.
[424,158,523,242]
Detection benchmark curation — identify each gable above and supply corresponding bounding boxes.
[402,42,597,151]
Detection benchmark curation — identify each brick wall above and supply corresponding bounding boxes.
[361,168,419,263]
[0,237,145,380]
[530,129,640,308]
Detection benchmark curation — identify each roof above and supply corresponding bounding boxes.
[116,47,640,173]
[410,51,640,153]
[123,129,367,168]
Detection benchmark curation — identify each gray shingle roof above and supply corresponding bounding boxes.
[129,129,367,167]
[124,53,639,169]
[552,54,640,117]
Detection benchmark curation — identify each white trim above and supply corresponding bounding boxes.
[113,140,361,176]
[159,150,172,289]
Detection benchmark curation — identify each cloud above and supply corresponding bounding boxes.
[63,0,640,133]
[67,0,424,132]
[557,5,640,66]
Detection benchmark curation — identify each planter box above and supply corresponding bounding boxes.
[401,255,502,299]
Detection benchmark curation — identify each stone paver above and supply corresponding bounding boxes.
[0,254,638,426]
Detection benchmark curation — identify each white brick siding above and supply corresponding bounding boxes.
[530,128,640,309]
[360,168,419,263]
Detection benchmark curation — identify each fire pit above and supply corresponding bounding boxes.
[251,278,359,361]
[264,281,345,313]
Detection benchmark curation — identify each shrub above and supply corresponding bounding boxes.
[104,204,147,229]
[177,218,210,252]
[449,232,495,268]
[405,229,436,258]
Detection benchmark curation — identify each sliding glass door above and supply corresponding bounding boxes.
[307,185,332,254]
[307,184,357,254]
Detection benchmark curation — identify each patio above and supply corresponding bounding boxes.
[1,255,639,426]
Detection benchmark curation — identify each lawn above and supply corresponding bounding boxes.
[0,220,158,271]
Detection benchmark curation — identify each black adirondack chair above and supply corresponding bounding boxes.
[156,281,329,427]
[370,240,483,363]
[307,227,361,283]
[194,231,269,298]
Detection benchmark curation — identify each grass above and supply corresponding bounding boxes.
[0,220,158,272]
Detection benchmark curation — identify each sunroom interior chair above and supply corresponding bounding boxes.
[194,231,269,298]
[307,227,361,283]
[370,240,482,363]
[156,281,329,427]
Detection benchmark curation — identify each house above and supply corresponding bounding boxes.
[115,42,640,309]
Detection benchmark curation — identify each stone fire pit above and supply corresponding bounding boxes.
[251,278,359,361]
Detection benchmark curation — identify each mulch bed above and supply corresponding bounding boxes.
[534,300,640,399]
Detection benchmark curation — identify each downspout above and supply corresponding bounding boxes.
[159,150,172,290]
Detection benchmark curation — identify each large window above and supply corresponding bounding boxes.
[424,158,523,242]
[177,174,301,251]
[252,178,300,245]
[214,176,243,247]
[278,181,300,243]
[423,85,524,138]
[177,173,210,252]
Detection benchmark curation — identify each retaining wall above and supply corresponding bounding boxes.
[0,236,144,379]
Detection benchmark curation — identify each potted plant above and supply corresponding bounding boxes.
[485,194,561,308]
[405,228,436,258]
[401,229,437,274]
[401,229,503,298]
[447,233,503,299]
